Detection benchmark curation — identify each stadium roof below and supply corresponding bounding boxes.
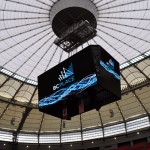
[0,0,150,144]
[0,0,150,82]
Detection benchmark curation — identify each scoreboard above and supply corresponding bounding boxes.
[38,45,121,119]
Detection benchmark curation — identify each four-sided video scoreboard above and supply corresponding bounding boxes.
[38,45,121,119]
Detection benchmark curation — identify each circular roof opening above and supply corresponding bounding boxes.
[52,7,97,37]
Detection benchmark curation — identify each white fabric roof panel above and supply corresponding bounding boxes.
[0,0,150,81]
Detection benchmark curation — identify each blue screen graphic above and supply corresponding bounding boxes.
[58,63,74,81]
[100,60,120,80]
[39,74,97,107]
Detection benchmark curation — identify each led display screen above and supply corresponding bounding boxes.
[38,45,121,119]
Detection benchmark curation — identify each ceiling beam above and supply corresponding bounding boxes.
[38,113,45,145]
[80,114,83,144]
[122,80,150,95]
[16,86,38,135]
[0,75,11,89]
[59,119,62,146]
[116,101,127,135]
[133,64,150,81]
[0,81,25,119]
[120,73,149,116]
[98,110,104,140]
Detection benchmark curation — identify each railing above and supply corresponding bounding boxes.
[0,116,149,143]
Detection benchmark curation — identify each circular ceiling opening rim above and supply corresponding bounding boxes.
[52,7,97,37]
[50,0,99,25]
